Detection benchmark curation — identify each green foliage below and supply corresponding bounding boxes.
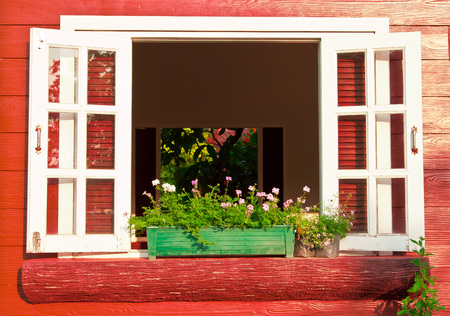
[160,128,257,196]
[130,178,354,248]
[289,192,354,249]
[397,237,446,315]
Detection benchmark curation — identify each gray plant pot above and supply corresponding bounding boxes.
[293,237,316,258]
[315,235,340,258]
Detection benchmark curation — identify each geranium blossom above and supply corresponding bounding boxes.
[272,187,280,195]
[303,186,310,193]
[152,179,160,186]
[226,176,232,181]
[263,203,270,212]
[236,190,242,196]
[248,185,255,191]
[267,193,275,202]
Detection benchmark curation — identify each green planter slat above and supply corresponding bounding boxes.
[147,226,294,259]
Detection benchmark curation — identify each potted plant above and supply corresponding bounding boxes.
[290,192,354,258]
[129,178,353,259]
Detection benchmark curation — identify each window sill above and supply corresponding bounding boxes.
[22,255,418,303]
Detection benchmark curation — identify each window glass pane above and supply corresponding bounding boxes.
[47,178,76,235]
[337,52,366,107]
[88,50,116,105]
[338,115,366,169]
[48,112,77,169]
[376,113,405,169]
[86,179,114,234]
[86,114,115,169]
[339,179,367,233]
[48,47,78,104]
[377,178,406,234]
[375,50,404,105]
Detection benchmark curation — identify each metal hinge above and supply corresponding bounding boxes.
[32,232,41,252]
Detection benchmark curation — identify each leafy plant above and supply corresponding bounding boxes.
[160,127,257,196]
[130,178,354,249]
[398,237,446,315]
[289,191,354,249]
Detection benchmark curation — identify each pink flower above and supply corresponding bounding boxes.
[267,193,275,202]
[191,179,198,186]
[226,176,232,181]
[236,190,242,196]
[239,198,245,205]
[303,186,310,193]
[263,203,270,212]
[248,185,255,192]
[272,187,280,195]
[256,192,266,198]
[247,205,254,211]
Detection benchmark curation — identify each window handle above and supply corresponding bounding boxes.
[35,125,42,154]
[411,126,418,155]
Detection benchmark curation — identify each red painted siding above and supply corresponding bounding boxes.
[1,1,449,315]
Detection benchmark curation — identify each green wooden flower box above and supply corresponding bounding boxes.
[146,225,294,259]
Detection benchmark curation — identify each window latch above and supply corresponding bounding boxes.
[32,232,41,252]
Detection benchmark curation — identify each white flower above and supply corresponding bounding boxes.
[162,183,176,193]
[152,179,160,186]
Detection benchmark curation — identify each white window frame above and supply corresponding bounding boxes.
[28,16,424,254]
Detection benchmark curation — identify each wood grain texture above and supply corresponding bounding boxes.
[423,134,450,170]
[1,0,449,25]
[0,299,413,315]
[422,60,450,97]
[0,133,27,171]
[0,59,27,96]
[0,171,27,208]
[423,97,450,134]
[0,96,28,133]
[424,171,450,207]
[390,25,449,60]
[22,257,417,304]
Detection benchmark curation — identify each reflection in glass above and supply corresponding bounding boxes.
[338,115,366,169]
[375,50,404,105]
[377,178,406,234]
[376,113,404,169]
[47,178,76,235]
[48,47,78,104]
[86,179,114,234]
[337,52,366,107]
[339,179,367,233]
[86,114,115,169]
[88,50,116,105]
[48,112,77,169]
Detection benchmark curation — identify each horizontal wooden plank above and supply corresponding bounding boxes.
[0,133,27,171]
[22,256,419,303]
[0,96,27,133]
[0,209,25,246]
[0,59,27,96]
[0,171,26,208]
[1,0,449,25]
[423,97,450,133]
[390,25,449,60]
[0,298,426,316]
[423,134,450,170]
[422,60,450,97]
[424,171,450,207]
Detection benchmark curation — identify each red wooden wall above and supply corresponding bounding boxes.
[1,1,449,315]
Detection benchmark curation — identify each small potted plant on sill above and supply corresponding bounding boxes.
[290,192,354,258]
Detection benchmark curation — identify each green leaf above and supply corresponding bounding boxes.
[411,258,421,267]
[416,299,424,310]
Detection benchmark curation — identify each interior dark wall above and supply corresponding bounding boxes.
[132,41,319,204]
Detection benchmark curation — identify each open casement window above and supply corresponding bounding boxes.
[27,28,132,253]
[320,32,424,252]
